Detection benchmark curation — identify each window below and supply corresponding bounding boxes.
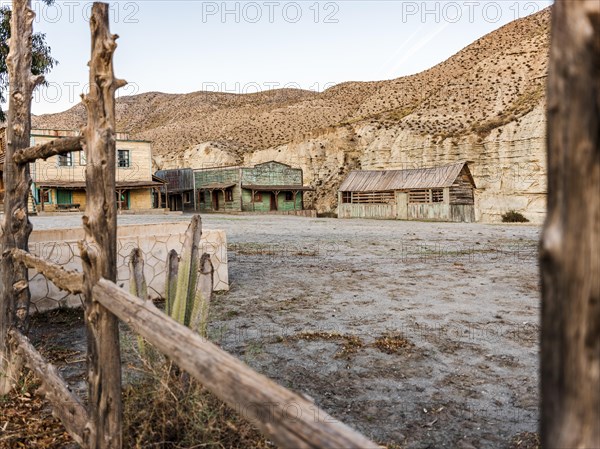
[408,189,430,203]
[432,189,444,203]
[284,191,294,201]
[225,190,233,202]
[184,192,191,203]
[345,191,394,204]
[199,191,206,203]
[253,192,262,202]
[118,150,130,168]
[58,152,73,167]
[79,151,87,166]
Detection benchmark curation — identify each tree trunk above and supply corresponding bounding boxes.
[77,3,127,447]
[541,1,600,448]
[0,0,44,395]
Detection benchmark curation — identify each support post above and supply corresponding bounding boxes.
[541,1,600,448]
[77,3,126,447]
[0,0,44,394]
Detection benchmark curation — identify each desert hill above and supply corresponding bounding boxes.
[32,8,551,222]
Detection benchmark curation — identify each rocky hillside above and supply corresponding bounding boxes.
[33,8,551,222]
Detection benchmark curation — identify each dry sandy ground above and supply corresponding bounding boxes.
[197,214,540,449]
[28,213,540,448]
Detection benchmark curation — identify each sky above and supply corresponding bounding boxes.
[9,0,552,115]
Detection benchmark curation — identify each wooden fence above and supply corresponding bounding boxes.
[0,2,379,448]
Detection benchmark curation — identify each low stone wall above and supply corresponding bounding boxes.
[22,222,228,313]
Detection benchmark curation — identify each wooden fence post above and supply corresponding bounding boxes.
[77,3,127,447]
[541,1,600,448]
[0,0,44,395]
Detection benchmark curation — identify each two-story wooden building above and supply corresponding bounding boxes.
[157,161,314,213]
[30,129,164,212]
[195,161,314,213]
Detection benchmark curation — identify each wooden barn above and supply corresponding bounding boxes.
[338,161,476,222]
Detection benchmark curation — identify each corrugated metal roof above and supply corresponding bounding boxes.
[339,161,473,192]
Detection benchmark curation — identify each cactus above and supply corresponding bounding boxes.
[190,253,214,337]
[170,215,202,327]
[129,215,214,343]
[129,247,149,357]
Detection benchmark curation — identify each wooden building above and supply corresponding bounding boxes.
[338,161,476,222]
[175,161,314,213]
[154,168,195,211]
[30,129,164,212]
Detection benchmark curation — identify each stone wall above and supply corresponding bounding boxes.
[24,223,228,313]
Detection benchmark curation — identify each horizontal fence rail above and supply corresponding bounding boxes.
[93,279,380,449]
[9,329,89,445]
[10,246,379,448]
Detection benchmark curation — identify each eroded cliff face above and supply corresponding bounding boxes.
[158,103,546,223]
[243,104,546,223]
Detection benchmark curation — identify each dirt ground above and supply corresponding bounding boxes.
[202,214,540,449]
[13,213,540,448]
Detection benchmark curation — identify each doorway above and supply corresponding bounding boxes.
[270,192,277,211]
[212,191,220,211]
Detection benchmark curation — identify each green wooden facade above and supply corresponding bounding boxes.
[194,161,311,212]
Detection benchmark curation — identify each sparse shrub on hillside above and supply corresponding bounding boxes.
[502,210,530,223]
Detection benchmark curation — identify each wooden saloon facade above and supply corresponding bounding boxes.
[338,161,476,222]
[195,161,313,212]
[156,161,314,213]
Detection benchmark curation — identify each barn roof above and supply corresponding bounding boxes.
[339,161,475,192]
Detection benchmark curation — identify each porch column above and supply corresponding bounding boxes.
[116,189,122,212]
[273,190,280,211]
[293,190,298,210]
[221,189,226,211]
[252,189,255,212]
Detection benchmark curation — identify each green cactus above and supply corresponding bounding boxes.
[130,215,214,348]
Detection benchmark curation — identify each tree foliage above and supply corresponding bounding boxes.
[0,0,57,121]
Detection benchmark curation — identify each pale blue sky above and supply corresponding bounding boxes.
[20,0,552,115]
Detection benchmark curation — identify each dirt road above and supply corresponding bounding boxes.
[198,214,540,448]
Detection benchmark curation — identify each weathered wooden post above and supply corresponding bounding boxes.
[0,0,44,394]
[77,3,127,447]
[541,1,600,448]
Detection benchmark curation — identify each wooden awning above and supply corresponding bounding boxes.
[35,181,164,190]
[242,184,314,191]
[197,183,236,190]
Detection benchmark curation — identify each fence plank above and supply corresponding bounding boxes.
[9,329,89,446]
[9,249,84,294]
[0,0,44,395]
[93,279,380,449]
[77,3,126,447]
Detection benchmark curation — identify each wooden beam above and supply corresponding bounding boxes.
[77,3,125,448]
[0,0,43,395]
[92,279,380,449]
[9,249,84,294]
[9,329,89,446]
[13,136,84,165]
[541,1,600,448]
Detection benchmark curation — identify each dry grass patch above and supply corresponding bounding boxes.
[123,358,270,449]
[373,334,414,354]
